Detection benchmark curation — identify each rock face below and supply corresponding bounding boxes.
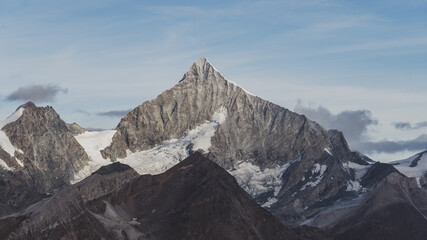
[102,57,369,226]
[0,102,90,216]
[103,57,335,169]
[360,162,402,188]
[326,172,427,240]
[1,153,307,240]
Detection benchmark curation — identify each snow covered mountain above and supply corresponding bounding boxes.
[73,57,372,226]
[390,150,427,188]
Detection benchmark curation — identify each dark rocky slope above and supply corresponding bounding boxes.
[325,170,427,240]
[1,153,310,240]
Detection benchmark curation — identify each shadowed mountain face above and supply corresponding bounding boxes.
[1,153,308,240]
[324,171,427,240]
[101,57,369,226]
[0,102,90,217]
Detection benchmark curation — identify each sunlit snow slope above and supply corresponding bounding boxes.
[73,107,227,183]
[0,107,25,171]
[390,151,427,187]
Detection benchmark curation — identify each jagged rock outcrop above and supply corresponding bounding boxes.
[100,57,370,226]
[1,153,309,240]
[0,102,90,216]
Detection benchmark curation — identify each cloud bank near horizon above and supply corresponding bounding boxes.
[294,103,427,154]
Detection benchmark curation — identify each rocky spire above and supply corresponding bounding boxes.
[180,57,224,84]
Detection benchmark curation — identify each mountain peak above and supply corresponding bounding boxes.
[194,56,209,67]
[183,57,255,96]
[181,57,220,81]
[17,101,36,110]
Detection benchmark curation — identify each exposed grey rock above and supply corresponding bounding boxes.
[0,102,90,217]
[102,57,369,226]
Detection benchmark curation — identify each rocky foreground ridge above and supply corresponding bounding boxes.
[0,153,326,240]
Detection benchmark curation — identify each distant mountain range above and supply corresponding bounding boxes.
[0,58,426,240]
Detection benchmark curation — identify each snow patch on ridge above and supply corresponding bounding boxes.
[15,159,24,167]
[342,161,371,180]
[324,148,332,156]
[0,159,13,171]
[262,197,278,208]
[346,180,363,191]
[0,108,25,169]
[225,79,255,96]
[0,107,25,129]
[203,57,255,96]
[300,164,327,190]
[415,177,422,188]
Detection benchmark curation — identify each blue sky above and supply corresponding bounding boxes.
[1,0,427,161]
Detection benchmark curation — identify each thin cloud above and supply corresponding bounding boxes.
[75,109,92,116]
[75,109,131,118]
[6,84,68,103]
[393,121,427,130]
[97,109,131,118]
[355,134,427,154]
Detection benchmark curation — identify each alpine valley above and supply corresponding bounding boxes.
[0,58,426,240]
